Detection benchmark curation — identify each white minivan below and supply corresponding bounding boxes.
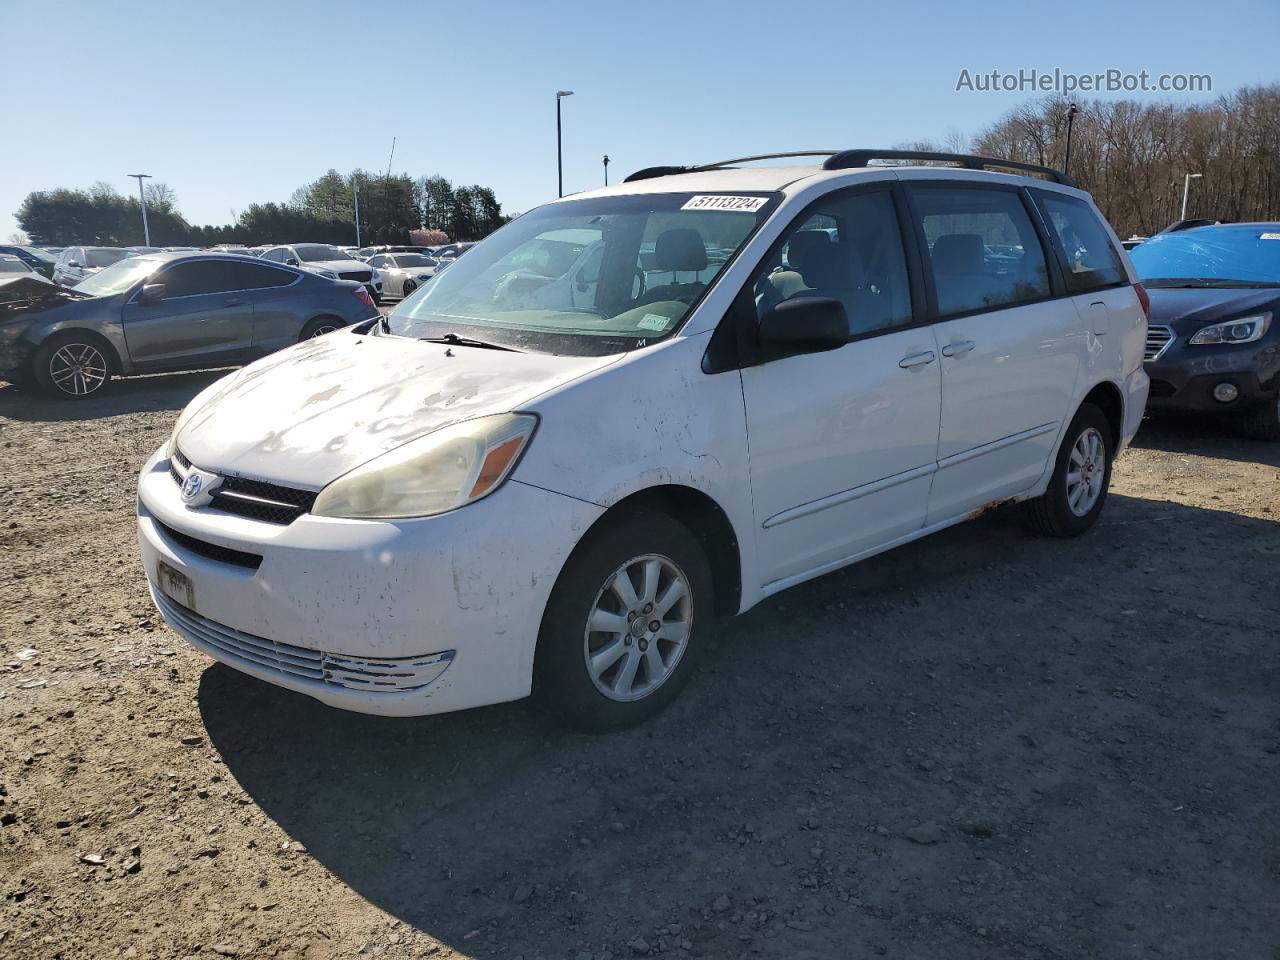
[137,150,1150,730]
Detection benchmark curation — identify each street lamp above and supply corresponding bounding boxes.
[1181,172,1203,220]
[1063,103,1078,177]
[353,183,361,247]
[603,154,610,187]
[128,173,152,247]
[556,90,574,197]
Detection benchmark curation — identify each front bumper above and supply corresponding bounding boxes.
[136,446,604,716]
[1145,339,1278,414]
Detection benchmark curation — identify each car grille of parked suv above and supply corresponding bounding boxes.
[1145,325,1174,361]
[150,588,456,693]
[171,450,319,525]
[338,270,372,282]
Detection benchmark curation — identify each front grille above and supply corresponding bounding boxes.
[171,449,317,525]
[154,520,263,570]
[1145,325,1174,361]
[338,270,372,282]
[1148,379,1177,399]
[151,589,455,693]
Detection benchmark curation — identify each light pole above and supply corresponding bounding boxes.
[603,154,610,187]
[1181,172,1202,220]
[353,183,362,247]
[556,90,574,197]
[128,173,152,246]
[1063,103,1078,177]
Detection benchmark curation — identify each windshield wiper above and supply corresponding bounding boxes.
[419,332,520,352]
[1144,277,1277,289]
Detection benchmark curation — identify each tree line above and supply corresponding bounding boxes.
[15,170,510,247]
[966,84,1280,238]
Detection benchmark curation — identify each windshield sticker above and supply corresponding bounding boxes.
[637,313,672,332]
[1260,232,1280,240]
[681,195,768,213]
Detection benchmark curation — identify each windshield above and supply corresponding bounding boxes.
[85,248,129,268]
[0,259,30,274]
[387,192,777,354]
[73,256,161,296]
[394,254,434,267]
[1130,227,1280,287]
[295,244,352,263]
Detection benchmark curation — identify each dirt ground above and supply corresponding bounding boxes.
[1,370,1277,960]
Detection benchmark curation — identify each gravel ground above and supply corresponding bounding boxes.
[1,371,1278,960]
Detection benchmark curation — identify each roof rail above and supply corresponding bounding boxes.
[822,149,1076,186]
[623,151,841,183]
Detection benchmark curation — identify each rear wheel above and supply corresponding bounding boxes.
[1023,403,1113,537]
[33,334,113,399]
[299,317,343,340]
[1235,392,1280,441]
[534,510,713,731]
[401,279,417,298]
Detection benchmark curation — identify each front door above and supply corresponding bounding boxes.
[122,259,256,367]
[740,184,942,589]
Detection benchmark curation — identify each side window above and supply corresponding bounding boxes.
[1036,191,1127,292]
[228,262,295,289]
[753,188,912,336]
[155,261,241,298]
[912,186,1050,316]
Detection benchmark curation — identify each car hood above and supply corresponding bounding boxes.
[176,329,618,488]
[302,260,368,273]
[1145,286,1280,334]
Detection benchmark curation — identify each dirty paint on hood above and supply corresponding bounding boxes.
[176,330,618,488]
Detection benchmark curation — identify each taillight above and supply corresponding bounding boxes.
[1133,282,1150,319]
[354,287,374,308]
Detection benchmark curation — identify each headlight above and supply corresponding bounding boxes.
[312,413,538,519]
[318,269,338,279]
[1188,313,1271,346]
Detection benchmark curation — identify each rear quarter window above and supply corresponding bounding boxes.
[1035,191,1127,292]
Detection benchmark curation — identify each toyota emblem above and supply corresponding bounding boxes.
[181,472,203,501]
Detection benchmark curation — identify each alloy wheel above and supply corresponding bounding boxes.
[49,343,108,396]
[583,553,692,702]
[1065,426,1105,517]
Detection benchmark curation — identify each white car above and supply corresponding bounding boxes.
[137,150,1149,730]
[260,243,384,303]
[366,252,439,299]
[52,246,131,286]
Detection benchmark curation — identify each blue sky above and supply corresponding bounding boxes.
[4,0,1277,240]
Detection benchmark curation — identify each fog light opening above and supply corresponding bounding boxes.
[1212,382,1240,403]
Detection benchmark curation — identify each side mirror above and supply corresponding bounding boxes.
[67,261,83,269]
[758,297,849,355]
[285,257,299,266]
[138,283,166,303]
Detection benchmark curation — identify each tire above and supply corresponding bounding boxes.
[1023,403,1114,537]
[401,279,416,298]
[32,333,114,400]
[299,317,343,340]
[1235,393,1280,441]
[533,509,714,732]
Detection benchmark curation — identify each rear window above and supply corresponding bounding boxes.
[86,248,128,268]
[1035,191,1127,292]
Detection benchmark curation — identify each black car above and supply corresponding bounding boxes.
[1131,223,1280,439]
[0,245,58,280]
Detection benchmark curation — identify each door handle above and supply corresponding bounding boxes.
[941,340,975,358]
[899,351,937,369]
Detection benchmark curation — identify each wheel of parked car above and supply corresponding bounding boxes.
[1023,403,1113,537]
[1237,393,1280,441]
[33,333,114,399]
[535,509,713,731]
[402,279,416,297]
[299,317,343,340]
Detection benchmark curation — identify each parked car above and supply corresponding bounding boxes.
[210,245,253,256]
[0,252,378,399]
[260,243,383,303]
[0,255,40,278]
[1130,222,1280,438]
[52,246,131,286]
[430,241,475,261]
[366,252,439,298]
[0,245,58,279]
[137,150,1147,730]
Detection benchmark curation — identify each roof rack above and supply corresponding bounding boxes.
[624,149,1075,186]
[623,151,840,183]
[822,150,1075,185]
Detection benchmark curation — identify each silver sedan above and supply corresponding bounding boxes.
[367,253,438,299]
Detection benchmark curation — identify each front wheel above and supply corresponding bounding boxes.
[1023,403,1114,537]
[1236,393,1280,441]
[401,279,416,298]
[534,510,713,731]
[33,335,113,399]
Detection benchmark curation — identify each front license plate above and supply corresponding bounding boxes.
[156,560,195,611]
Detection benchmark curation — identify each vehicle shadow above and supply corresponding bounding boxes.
[0,368,229,422]
[1131,414,1280,467]
[199,492,1280,958]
